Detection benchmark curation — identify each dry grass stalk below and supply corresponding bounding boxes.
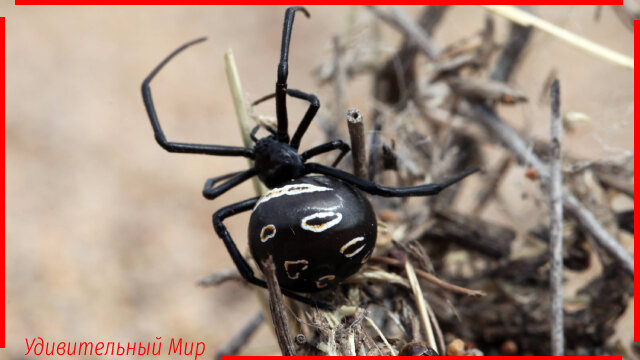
[371,255,486,296]
[481,5,633,69]
[224,48,268,195]
[405,261,438,354]
[364,316,396,355]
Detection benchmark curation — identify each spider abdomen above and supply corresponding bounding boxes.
[248,176,377,293]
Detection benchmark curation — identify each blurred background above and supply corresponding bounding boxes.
[5,5,634,358]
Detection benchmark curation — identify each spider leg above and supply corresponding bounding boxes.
[213,197,334,310]
[301,140,351,167]
[287,89,319,150]
[252,93,276,106]
[203,168,258,200]
[142,37,254,158]
[250,125,260,142]
[305,163,480,197]
[252,89,319,150]
[249,124,277,142]
[276,6,310,143]
[202,170,246,192]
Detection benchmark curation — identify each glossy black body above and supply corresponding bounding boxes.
[254,137,305,188]
[248,176,376,292]
[142,6,478,309]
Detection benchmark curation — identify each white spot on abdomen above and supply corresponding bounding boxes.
[316,274,335,289]
[300,212,342,233]
[361,250,372,264]
[340,236,366,258]
[260,224,276,243]
[254,183,332,209]
[284,260,309,280]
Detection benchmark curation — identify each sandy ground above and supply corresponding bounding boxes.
[5,5,634,358]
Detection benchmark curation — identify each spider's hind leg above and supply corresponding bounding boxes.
[212,197,334,310]
[305,163,480,197]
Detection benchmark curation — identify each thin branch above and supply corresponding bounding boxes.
[365,5,439,61]
[447,77,528,104]
[610,1,640,32]
[261,256,296,356]
[215,311,265,359]
[347,109,367,178]
[549,79,564,356]
[490,16,533,83]
[367,4,632,276]
[472,155,511,216]
[333,36,347,125]
[596,172,634,198]
[458,101,634,276]
[371,256,486,297]
[197,268,243,287]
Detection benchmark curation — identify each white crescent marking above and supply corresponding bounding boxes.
[315,274,335,289]
[254,184,332,209]
[300,212,343,233]
[340,236,366,258]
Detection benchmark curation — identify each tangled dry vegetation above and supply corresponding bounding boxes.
[206,5,634,357]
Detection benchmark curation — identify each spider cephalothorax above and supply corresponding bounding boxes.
[142,6,478,310]
[253,136,305,188]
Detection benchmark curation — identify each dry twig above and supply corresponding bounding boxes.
[549,79,564,356]
[490,16,533,83]
[347,109,367,178]
[197,268,243,287]
[215,311,265,359]
[366,5,439,61]
[261,256,296,356]
[333,36,347,124]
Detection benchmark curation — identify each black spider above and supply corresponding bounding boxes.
[142,6,478,310]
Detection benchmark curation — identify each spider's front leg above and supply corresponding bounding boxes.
[212,197,334,310]
[202,169,258,200]
[275,6,310,143]
[287,89,319,150]
[252,88,320,150]
[301,140,351,167]
[305,162,480,197]
[142,37,254,158]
